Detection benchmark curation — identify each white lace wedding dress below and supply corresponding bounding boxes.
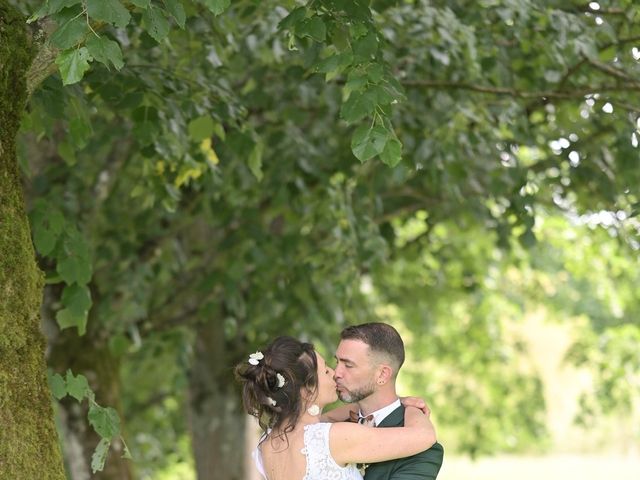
[253,423,363,480]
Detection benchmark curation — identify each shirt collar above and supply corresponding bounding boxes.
[361,398,401,426]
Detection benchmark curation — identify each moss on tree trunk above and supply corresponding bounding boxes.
[0,2,66,478]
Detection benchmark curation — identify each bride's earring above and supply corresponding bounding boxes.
[307,404,320,416]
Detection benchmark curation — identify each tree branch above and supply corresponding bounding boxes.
[586,58,640,84]
[558,4,627,15]
[402,80,640,99]
[557,58,590,91]
[26,19,58,97]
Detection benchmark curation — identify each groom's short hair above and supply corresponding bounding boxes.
[340,322,405,375]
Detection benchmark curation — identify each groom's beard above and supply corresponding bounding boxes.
[337,380,376,403]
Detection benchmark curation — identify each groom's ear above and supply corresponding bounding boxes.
[376,364,393,386]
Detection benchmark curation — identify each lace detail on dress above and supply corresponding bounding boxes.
[301,423,362,480]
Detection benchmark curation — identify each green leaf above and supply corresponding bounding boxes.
[69,116,92,149]
[164,0,186,28]
[366,63,384,83]
[350,22,369,39]
[598,46,617,63]
[56,284,92,335]
[132,106,161,145]
[380,137,402,167]
[86,37,124,70]
[49,16,87,50]
[368,85,395,106]
[56,309,87,335]
[278,6,307,30]
[89,404,121,439]
[248,142,264,181]
[314,52,353,74]
[121,440,133,459]
[130,0,151,7]
[519,229,537,248]
[213,122,226,140]
[344,73,368,97]
[188,116,215,141]
[65,370,90,401]
[49,373,67,400]
[226,131,255,157]
[116,91,144,110]
[27,3,51,23]
[34,228,57,257]
[201,0,230,16]
[91,438,111,473]
[331,25,350,52]
[31,203,65,257]
[381,76,406,102]
[314,54,341,74]
[56,47,92,85]
[57,253,92,286]
[57,229,92,285]
[340,90,377,124]
[51,0,82,11]
[28,0,81,23]
[353,31,378,61]
[296,16,326,42]
[351,124,389,162]
[58,141,77,166]
[143,7,171,43]
[574,35,598,59]
[86,0,131,28]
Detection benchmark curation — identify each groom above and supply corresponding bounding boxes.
[333,322,444,479]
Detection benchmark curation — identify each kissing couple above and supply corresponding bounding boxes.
[236,322,444,480]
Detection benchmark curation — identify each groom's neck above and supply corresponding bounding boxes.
[358,387,398,416]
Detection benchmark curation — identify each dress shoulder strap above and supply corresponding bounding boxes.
[253,432,269,480]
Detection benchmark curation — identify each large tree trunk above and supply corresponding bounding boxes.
[0,2,66,478]
[188,319,246,480]
[48,327,134,480]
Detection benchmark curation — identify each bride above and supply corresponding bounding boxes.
[235,336,437,480]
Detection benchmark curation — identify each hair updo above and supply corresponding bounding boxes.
[235,336,318,439]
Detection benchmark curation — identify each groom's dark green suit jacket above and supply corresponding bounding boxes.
[364,406,444,480]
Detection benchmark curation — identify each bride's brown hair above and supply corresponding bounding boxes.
[235,336,318,441]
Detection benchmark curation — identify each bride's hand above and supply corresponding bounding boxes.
[400,396,431,416]
[403,405,436,438]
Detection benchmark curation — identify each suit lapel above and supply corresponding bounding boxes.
[376,405,404,428]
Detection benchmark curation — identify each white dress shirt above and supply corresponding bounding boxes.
[359,398,401,426]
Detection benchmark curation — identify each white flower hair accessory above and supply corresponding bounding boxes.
[267,397,277,406]
[248,351,264,365]
[276,373,286,388]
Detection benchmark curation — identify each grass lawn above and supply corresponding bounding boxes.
[440,454,640,480]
